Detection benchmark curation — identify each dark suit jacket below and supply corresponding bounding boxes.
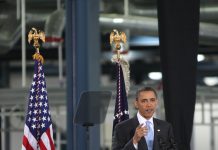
[112,116,177,150]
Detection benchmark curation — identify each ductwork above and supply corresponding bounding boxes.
[100,14,218,45]
[1,5,218,55]
[0,14,21,55]
[199,22,218,45]
[129,4,218,21]
[44,9,65,48]
[100,14,158,35]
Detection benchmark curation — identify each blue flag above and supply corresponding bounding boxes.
[113,62,129,133]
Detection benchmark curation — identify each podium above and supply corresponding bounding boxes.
[74,91,112,150]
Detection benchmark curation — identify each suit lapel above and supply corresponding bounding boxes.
[153,118,160,150]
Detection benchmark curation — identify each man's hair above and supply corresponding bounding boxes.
[135,87,158,100]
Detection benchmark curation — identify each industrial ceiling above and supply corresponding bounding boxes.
[1,0,218,86]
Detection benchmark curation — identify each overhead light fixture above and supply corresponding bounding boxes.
[112,18,124,23]
[197,54,205,62]
[203,77,218,86]
[129,36,159,46]
[148,72,162,80]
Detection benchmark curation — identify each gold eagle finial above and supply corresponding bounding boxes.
[110,29,126,50]
[110,29,127,59]
[28,27,46,63]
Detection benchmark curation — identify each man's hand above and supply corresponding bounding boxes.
[132,124,148,144]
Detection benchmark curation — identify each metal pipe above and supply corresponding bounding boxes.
[21,0,26,87]
[211,117,215,150]
[57,0,61,10]
[1,108,5,150]
[58,44,64,87]
[16,0,21,20]
[124,0,129,16]
[56,127,61,150]
[201,96,205,124]
[210,103,216,150]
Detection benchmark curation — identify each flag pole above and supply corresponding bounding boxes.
[110,29,130,133]
[28,28,46,149]
[22,28,55,150]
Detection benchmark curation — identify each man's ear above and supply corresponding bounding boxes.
[134,100,138,109]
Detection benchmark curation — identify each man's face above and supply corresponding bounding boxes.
[134,91,158,119]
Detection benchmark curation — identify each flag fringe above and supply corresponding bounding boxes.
[33,52,44,64]
[111,55,130,95]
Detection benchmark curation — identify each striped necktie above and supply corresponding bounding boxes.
[145,121,154,150]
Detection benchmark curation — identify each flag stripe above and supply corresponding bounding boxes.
[40,125,55,150]
[41,132,51,150]
[22,135,35,150]
[46,126,55,150]
[39,139,47,150]
[49,125,54,142]
[23,124,38,150]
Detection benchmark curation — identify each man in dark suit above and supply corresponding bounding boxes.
[112,87,177,150]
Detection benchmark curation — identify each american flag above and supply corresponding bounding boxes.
[113,62,129,133]
[22,59,55,150]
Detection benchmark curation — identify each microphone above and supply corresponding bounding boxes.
[169,137,177,150]
[158,137,177,150]
[158,137,167,150]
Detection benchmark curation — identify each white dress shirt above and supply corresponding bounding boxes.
[133,112,154,149]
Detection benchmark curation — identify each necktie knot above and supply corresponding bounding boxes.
[146,121,151,128]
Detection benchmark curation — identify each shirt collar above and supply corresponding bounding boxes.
[137,111,154,127]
